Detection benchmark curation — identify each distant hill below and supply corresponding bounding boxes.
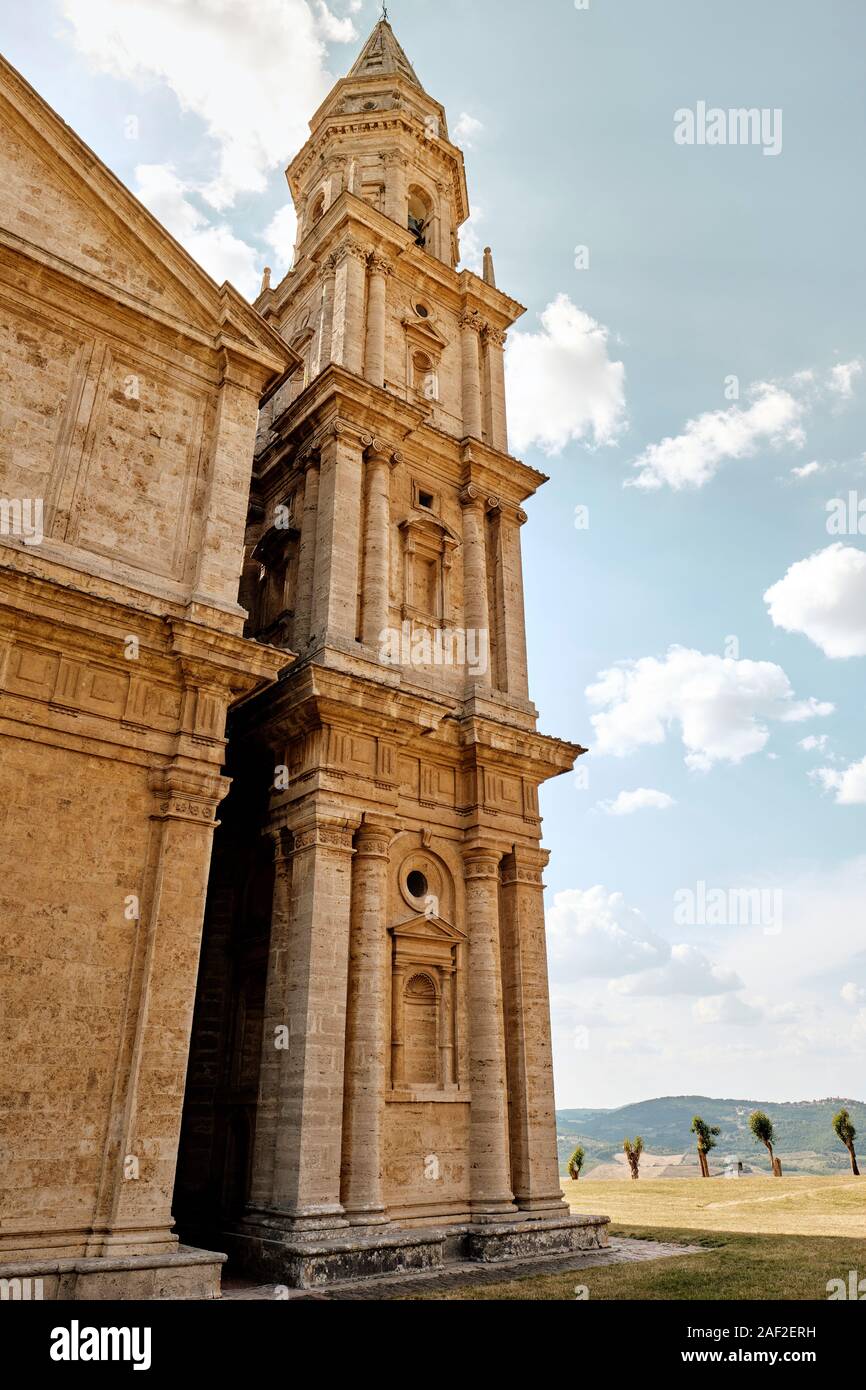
[556,1096,866,1177]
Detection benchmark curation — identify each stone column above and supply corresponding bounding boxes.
[360,438,399,652]
[247,809,359,1232]
[463,846,518,1220]
[313,254,338,377]
[491,503,530,699]
[364,254,391,389]
[330,240,368,377]
[459,485,492,691]
[500,846,568,1214]
[191,357,262,612]
[340,821,393,1226]
[383,150,408,225]
[292,449,320,650]
[390,962,408,1088]
[86,765,230,1257]
[248,828,293,1211]
[440,966,456,1086]
[460,312,484,439]
[309,423,364,647]
[483,325,509,453]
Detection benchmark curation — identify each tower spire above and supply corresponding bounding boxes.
[348,14,424,91]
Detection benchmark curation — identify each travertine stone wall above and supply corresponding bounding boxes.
[0,53,292,1269]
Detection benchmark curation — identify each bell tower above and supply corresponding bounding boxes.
[178,16,609,1288]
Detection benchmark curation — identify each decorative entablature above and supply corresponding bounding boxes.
[0,570,287,764]
[460,438,549,512]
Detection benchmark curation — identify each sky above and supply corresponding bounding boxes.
[4,0,865,1110]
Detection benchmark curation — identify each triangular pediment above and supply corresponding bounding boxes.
[391,913,467,943]
[0,54,292,371]
[402,311,450,352]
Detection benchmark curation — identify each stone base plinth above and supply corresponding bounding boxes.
[464,1213,610,1264]
[0,1246,226,1301]
[226,1211,610,1290]
[228,1223,445,1290]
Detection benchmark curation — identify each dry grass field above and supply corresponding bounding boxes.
[408,1174,866,1299]
[564,1173,865,1238]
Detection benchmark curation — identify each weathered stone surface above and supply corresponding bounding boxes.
[1,16,607,1302]
[0,51,293,1290]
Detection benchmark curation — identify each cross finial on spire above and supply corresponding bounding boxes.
[380,2,388,20]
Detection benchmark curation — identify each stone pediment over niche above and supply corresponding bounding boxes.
[401,308,450,354]
[391,914,467,943]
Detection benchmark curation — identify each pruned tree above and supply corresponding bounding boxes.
[749,1110,782,1177]
[691,1115,721,1178]
[833,1109,860,1176]
[567,1146,585,1182]
[623,1136,644,1180]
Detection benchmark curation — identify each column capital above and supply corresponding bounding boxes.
[459,308,485,335]
[460,484,499,514]
[482,324,508,349]
[148,767,229,825]
[333,237,369,267]
[501,844,550,887]
[462,845,504,879]
[354,819,395,859]
[362,434,402,469]
[297,444,321,475]
[288,812,362,856]
[368,252,394,278]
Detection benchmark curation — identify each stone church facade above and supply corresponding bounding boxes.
[0,20,606,1297]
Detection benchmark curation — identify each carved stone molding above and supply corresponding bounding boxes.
[462,848,503,880]
[354,824,393,859]
[362,434,402,468]
[368,252,394,278]
[149,767,228,825]
[333,237,369,267]
[458,309,484,335]
[290,816,360,855]
[483,325,508,350]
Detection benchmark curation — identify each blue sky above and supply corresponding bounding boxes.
[5,0,864,1108]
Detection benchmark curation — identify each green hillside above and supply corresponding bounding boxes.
[557,1095,866,1176]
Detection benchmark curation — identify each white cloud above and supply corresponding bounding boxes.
[547,887,739,1000]
[312,1,358,43]
[60,0,337,208]
[452,112,484,148]
[506,294,626,455]
[693,994,763,1026]
[764,544,866,658]
[586,645,833,771]
[598,788,676,816]
[458,206,485,275]
[791,460,823,479]
[262,204,299,279]
[134,163,261,297]
[799,734,829,753]
[828,359,864,400]
[612,944,742,998]
[841,982,865,1006]
[813,755,866,805]
[629,381,806,491]
[547,887,665,979]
